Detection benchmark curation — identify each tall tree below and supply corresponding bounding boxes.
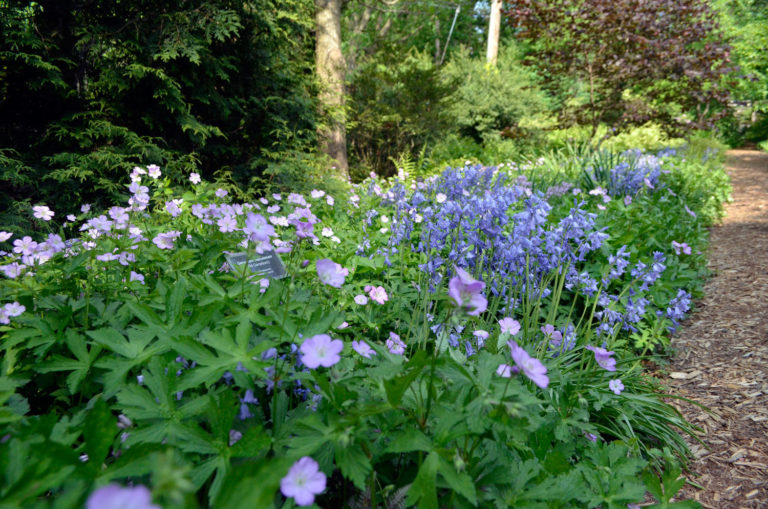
[506,0,733,136]
[486,0,502,65]
[0,0,317,229]
[316,0,349,178]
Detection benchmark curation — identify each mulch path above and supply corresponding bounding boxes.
[667,149,768,507]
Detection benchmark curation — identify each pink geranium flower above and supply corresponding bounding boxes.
[368,285,388,304]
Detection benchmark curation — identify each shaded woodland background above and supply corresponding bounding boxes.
[1,0,767,231]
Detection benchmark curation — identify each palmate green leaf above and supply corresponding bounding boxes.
[230,426,271,458]
[122,301,166,330]
[215,457,294,509]
[90,326,170,395]
[189,273,226,298]
[385,430,432,454]
[580,443,647,507]
[102,444,161,481]
[0,414,80,504]
[0,326,43,352]
[37,330,101,394]
[384,349,428,408]
[165,300,225,339]
[301,307,345,338]
[180,391,271,505]
[0,377,27,424]
[270,391,290,440]
[643,462,701,508]
[334,442,371,490]
[83,396,118,468]
[164,327,272,392]
[116,358,211,449]
[165,275,188,327]
[406,451,440,509]
[437,455,477,506]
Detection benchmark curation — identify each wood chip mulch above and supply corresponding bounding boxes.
[665,149,768,508]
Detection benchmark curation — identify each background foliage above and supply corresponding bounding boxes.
[0,0,316,231]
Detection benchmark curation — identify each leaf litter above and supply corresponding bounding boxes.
[663,150,768,507]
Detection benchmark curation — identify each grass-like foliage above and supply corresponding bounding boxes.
[0,147,729,507]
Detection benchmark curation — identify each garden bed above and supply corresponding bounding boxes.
[0,146,731,508]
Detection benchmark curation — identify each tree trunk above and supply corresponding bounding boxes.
[434,16,441,65]
[486,0,502,65]
[316,0,349,179]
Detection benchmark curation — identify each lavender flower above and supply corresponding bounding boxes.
[152,231,181,250]
[189,172,201,184]
[352,340,376,358]
[13,236,37,256]
[300,334,342,369]
[147,164,161,179]
[508,340,549,388]
[541,324,562,347]
[3,302,25,317]
[32,205,54,221]
[496,364,513,378]
[448,266,487,316]
[217,216,237,233]
[353,294,368,305]
[386,332,405,355]
[243,213,276,243]
[280,457,326,507]
[609,379,624,395]
[585,345,617,371]
[86,484,160,509]
[316,259,349,288]
[229,429,243,446]
[671,241,691,255]
[499,317,521,335]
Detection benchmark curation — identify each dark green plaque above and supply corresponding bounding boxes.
[225,250,287,279]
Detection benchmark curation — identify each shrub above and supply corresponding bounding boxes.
[440,45,551,143]
[346,50,452,179]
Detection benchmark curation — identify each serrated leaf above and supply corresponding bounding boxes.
[215,457,293,509]
[83,396,118,466]
[335,442,371,489]
[437,456,477,505]
[123,301,166,329]
[230,426,270,458]
[384,350,428,408]
[165,275,187,326]
[386,430,432,453]
[406,451,440,509]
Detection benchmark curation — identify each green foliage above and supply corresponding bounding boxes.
[440,45,551,143]
[0,0,317,231]
[713,0,768,144]
[509,0,733,137]
[0,143,731,506]
[347,49,452,179]
[602,124,686,153]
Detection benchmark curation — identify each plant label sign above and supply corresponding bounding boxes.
[226,251,287,279]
